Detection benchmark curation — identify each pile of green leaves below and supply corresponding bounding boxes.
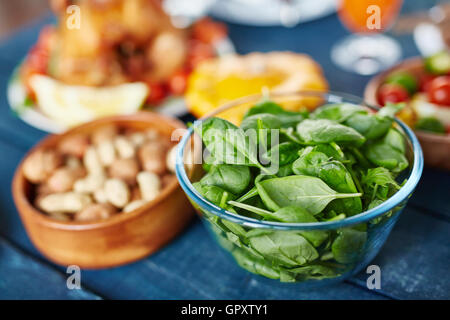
[193,100,409,282]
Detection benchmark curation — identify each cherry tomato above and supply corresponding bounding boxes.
[192,18,227,44]
[188,40,214,68]
[419,73,436,93]
[377,83,410,105]
[146,82,167,105]
[428,76,450,106]
[168,69,190,96]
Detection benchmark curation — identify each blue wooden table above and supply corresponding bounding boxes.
[0,9,449,300]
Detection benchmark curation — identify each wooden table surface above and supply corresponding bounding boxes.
[0,8,449,300]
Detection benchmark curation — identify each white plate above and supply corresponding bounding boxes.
[8,37,235,133]
[210,0,336,27]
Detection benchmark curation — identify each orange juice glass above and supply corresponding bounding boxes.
[331,0,404,75]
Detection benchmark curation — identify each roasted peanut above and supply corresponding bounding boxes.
[123,200,148,213]
[104,178,130,208]
[93,188,108,203]
[108,158,139,185]
[97,140,116,166]
[73,172,106,194]
[75,203,117,222]
[91,125,118,145]
[114,136,135,159]
[166,145,177,173]
[38,192,92,213]
[137,171,161,202]
[128,132,146,147]
[83,146,104,174]
[146,129,160,141]
[58,134,89,158]
[47,167,86,193]
[23,150,62,183]
[138,142,166,174]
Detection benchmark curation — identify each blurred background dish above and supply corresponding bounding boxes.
[8,0,235,133]
[209,0,336,27]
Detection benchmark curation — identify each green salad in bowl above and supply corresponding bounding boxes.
[176,91,423,285]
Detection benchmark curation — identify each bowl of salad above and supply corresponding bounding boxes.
[175,91,423,286]
[365,51,450,170]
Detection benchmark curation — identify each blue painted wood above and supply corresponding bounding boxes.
[0,7,448,300]
[0,238,102,299]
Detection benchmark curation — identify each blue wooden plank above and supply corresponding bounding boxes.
[409,167,450,220]
[0,237,101,300]
[352,206,450,300]
[69,222,387,300]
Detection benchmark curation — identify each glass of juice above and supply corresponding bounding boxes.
[331,0,403,75]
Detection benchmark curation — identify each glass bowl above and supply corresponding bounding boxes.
[175,91,424,286]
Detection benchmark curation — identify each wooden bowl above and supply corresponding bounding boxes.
[12,112,198,269]
[364,57,450,170]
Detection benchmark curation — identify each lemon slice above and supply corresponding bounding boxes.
[29,75,149,127]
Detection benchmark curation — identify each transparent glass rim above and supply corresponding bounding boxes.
[175,91,424,231]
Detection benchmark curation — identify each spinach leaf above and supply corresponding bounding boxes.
[244,100,306,127]
[344,112,392,140]
[200,164,251,195]
[312,103,366,122]
[365,142,408,173]
[280,263,339,281]
[195,117,271,174]
[193,183,236,207]
[249,231,319,267]
[266,142,302,166]
[256,175,362,214]
[297,119,366,146]
[231,247,280,279]
[331,228,367,264]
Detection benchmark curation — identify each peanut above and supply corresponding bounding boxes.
[73,172,106,194]
[97,140,116,166]
[23,150,62,183]
[104,178,130,208]
[166,145,177,173]
[58,134,89,158]
[75,203,117,222]
[47,167,86,193]
[128,132,146,147]
[38,192,92,213]
[91,125,118,145]
[123,200,148,213]
[114,136,135,159]
[108,158,139,185]
[146,129,160,141]
[137,171,161,202]
[138,142,166,174]
[83,146,104,174]
[93,188,108,204]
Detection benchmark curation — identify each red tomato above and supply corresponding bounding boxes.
[188,40,214,68]
[146,82,167,105]
[428,76,450,106]
[192,18,227,44]
[168,69,190,96]
[419,73,436,93]
[377,83,410,105]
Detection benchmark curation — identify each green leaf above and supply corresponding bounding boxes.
[256,175,362,215]
[297,119,366,146]
[193,183,235,206]
[415,117,446,134]
[231,247,280,279]
[331,228,367,264]
[200,164,251,195]
[249,231,319,267]
[312,103,366,122]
